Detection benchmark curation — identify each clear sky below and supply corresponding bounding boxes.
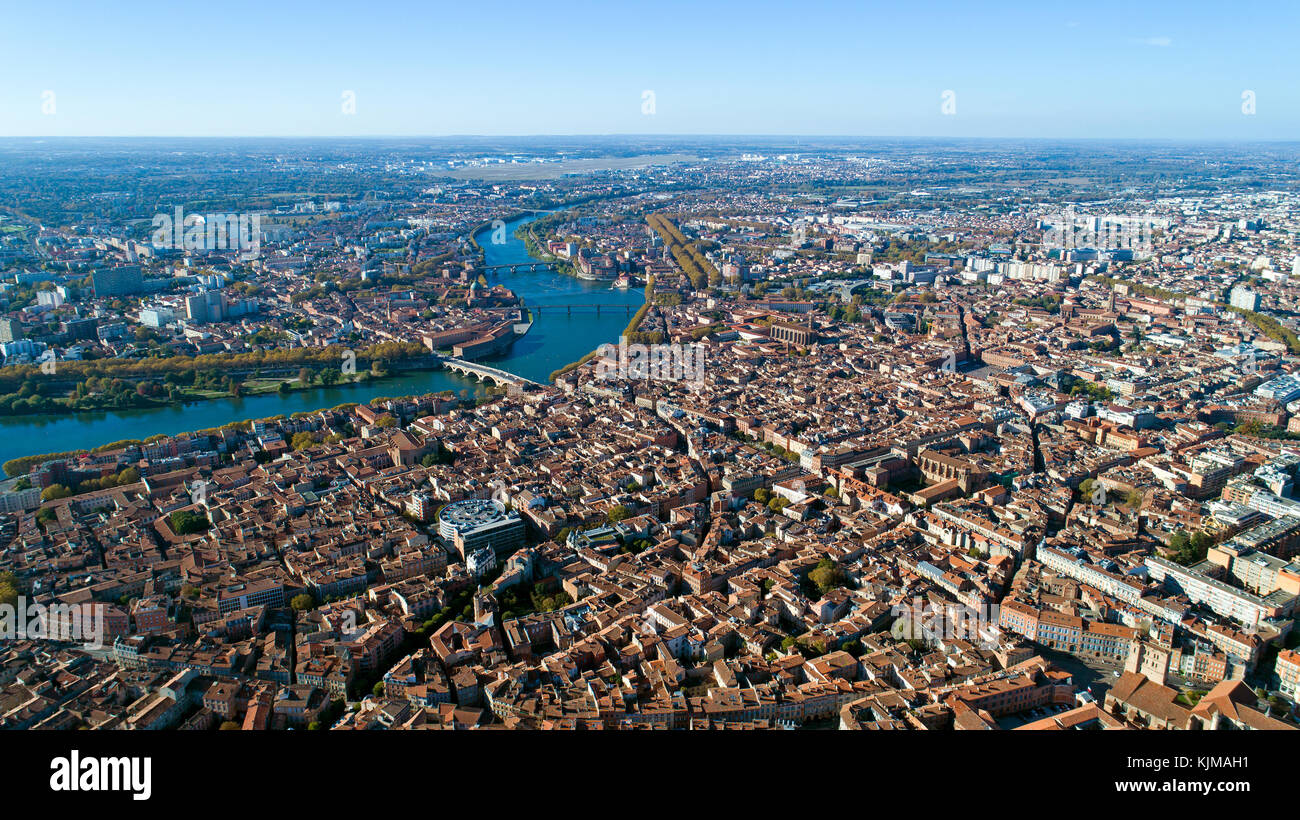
[1,0,1296,139]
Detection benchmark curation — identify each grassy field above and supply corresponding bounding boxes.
[177,372,377,401]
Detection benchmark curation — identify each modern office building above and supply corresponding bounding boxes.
[91,265,144,297]
[216,579,285,615]
[437,499,525,559]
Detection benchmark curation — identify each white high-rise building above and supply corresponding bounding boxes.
[1230,286,1261,311]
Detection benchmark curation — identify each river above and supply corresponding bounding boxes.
[0,214,644,466]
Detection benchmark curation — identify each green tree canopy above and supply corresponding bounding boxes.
[41,483,72,502]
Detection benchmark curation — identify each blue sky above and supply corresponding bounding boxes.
[1,0,1296,138]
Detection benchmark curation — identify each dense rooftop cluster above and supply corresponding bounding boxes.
[4,143,1300,731]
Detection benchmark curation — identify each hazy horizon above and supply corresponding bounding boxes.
[2,135,1298,144]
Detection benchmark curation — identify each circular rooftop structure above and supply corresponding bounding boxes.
[438,499,511,539]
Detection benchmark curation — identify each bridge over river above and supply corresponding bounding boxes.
[482,261,559,275]
[525,303,634,316]
[440,357,542,388]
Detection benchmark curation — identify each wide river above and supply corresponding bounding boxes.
[0,214,644,466]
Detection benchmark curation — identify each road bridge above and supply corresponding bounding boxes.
[441,357,540,388]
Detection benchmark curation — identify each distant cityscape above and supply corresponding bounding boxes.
[0,135,1297,736]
